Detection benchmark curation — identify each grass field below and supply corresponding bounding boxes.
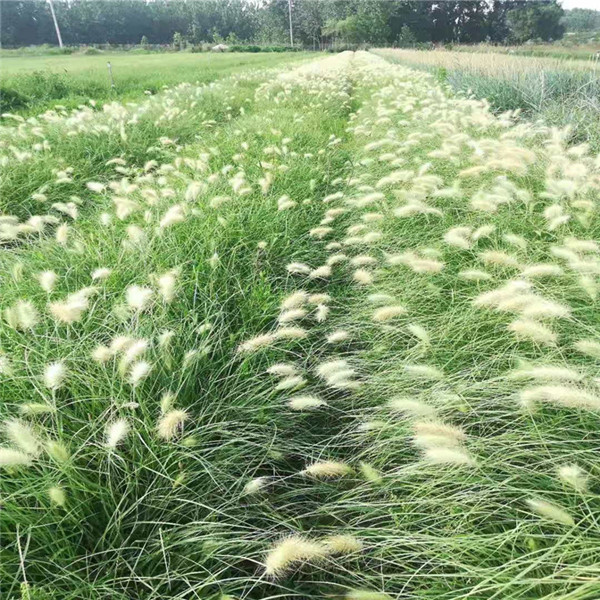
[1,50,599,600]
[375,47,600,149]
[0,51,310,115]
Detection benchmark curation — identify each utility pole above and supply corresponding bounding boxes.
[48,0,64,48]
[288,0,293,48]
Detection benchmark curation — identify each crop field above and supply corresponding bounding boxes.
[1,50,599,600]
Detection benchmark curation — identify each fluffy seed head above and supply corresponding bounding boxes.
[327,330,350,343]
[557,464,589,492]
[267,363,298,377]
[129,361,152,386]
[44,361,66,390]
[574,339,600,359]
[5,419,42,456]
[275,376,306,391]
[157,409,188,440]
[105,419,130,449]
[525,498,575,526]
[322,535,362,555]
[387,397,436,417]
[288,395,327,411]
[48,486,66,507]
[372,305,406,322]
[37,271,58,293]
[126,285,153,311]
[281,291,308,310]
[238,334,274,353]
[423,447,475,466]
[508,319,557,345]
[519,385,600,410]
[264,535,326,576]
[0,448,33,467]
[243,476,270,495]
[301,460,352,478]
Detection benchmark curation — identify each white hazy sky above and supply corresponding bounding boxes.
[560,0,600,9]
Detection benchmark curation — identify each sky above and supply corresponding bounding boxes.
[560,0,600,9]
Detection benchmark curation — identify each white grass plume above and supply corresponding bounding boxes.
[325,329,349,344]
[275,376,306,391]
[0,448,33,467]
[301,460,353,478]
[508,365,582,382]
[520,264,563,279]
[459,269,492,281]
[525,498,575,526]
[243,476,270,495]
[105,419,130,449]
[423,447,475,466]
[237,334,274,353]
[322,535,362,555]
[574,339,600,359]
[387,397,436,417]
[5,419,42,456]
[413,421,466,448]
[37,270,58,293]
[267,363,298,377]
[43,361,67,390]
[407,323,430,345]
[359,461,383,484]
[274,327,307,340]
[372,305,406,322]
[508,319,557,345]
[157,409,188,440]
[48,486,66,507]
[557,464,589,492]
[281,291,308,309]
[129,361,152,386]
[125,285,153,311]
[353,269,374,285]
[288,395,327,410]
[404,364,444,380]
[278,308,307,323]
[519,385,600,410]
[264,535,326,576]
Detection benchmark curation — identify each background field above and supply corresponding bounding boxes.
[0,51,309,115]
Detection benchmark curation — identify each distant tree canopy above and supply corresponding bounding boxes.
[0,0,566,48]
[562,8,600,33]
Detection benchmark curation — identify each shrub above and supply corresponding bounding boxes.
[0,86,30,113]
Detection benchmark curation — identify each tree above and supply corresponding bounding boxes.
[562,8,600,32]
[507,0,564,43]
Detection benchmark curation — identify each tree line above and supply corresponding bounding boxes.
[1,0,567,49]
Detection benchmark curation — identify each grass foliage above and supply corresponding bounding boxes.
[1,50,599,600]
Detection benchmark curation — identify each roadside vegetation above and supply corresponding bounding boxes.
[1,49,599,600]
